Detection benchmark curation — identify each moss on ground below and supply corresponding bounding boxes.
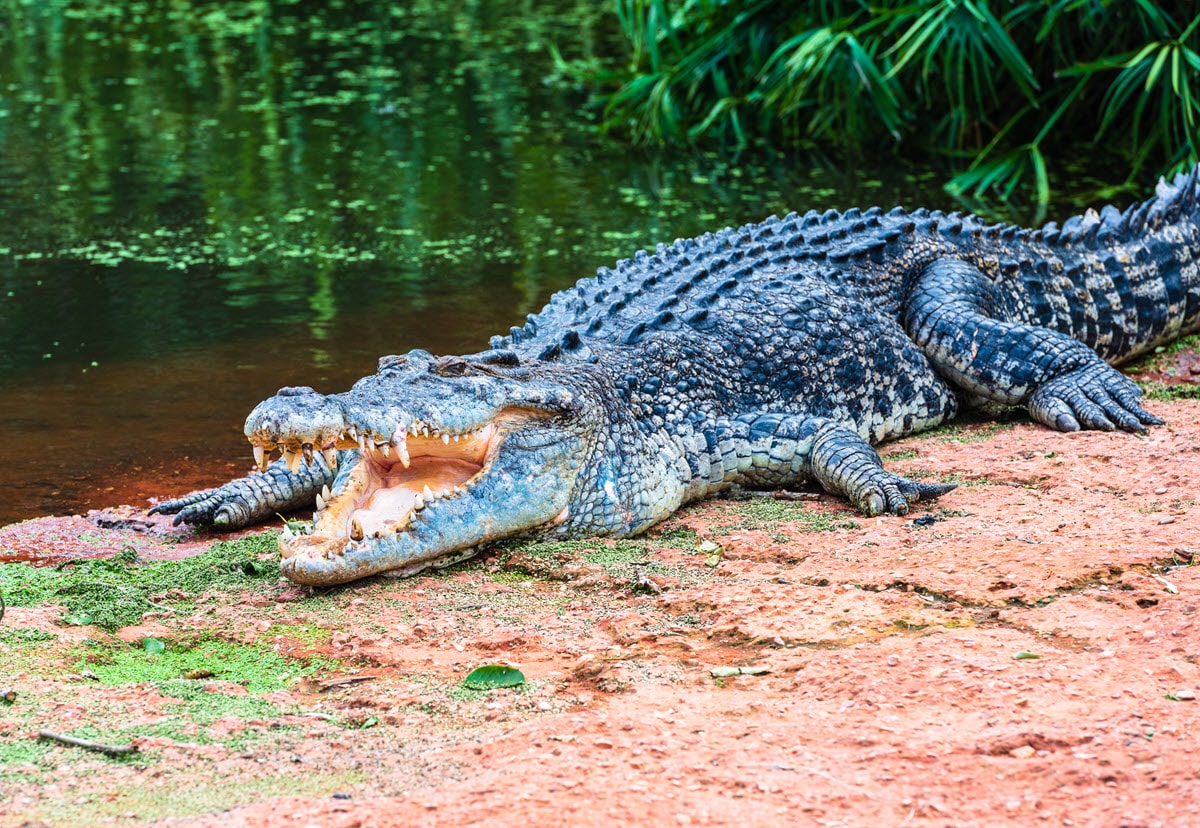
[1125,333,1200,375]
[720,497,862,533]
[495,535,713,588]
[73,636,327,693]
[1138,379,1200,401]
[26,767,368,827]
[0,533,279,628]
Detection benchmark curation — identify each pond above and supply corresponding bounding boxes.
[0,0,1092,525]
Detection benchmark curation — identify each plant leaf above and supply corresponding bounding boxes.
[463,664,526,690]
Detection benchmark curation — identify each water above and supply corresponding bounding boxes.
[0,0,1074,525]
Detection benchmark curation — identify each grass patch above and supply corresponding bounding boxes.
[0,534,279,629]
[0,628,57,644]
[1125,334,1200,375]
[496,536,709,586]
[28,767,367,827]
[1137,379,1200,402]
[926,420,1012,444]
[721,497,861,533]
[73,636,324,693]
[649,525,700,546]
[268,622,333,648]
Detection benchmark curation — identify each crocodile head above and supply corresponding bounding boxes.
[245,349,596,585]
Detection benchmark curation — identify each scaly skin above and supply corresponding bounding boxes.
[152,167,1200,585]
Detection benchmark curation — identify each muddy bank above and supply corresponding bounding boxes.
[0,369,1197,826]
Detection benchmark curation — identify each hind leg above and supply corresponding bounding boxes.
[904,258,1162,432]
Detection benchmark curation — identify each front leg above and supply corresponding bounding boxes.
[904,258,1162,432]
[150,453,341,529]
[720,413,954,516]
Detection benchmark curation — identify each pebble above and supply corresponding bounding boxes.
[1157,516,1176,525]
[1174,689,1196,701]
[1009,745,1036,759]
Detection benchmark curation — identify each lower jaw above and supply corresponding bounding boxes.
[278,531,480,585]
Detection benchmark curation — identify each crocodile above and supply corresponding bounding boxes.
[152,166,1200,585]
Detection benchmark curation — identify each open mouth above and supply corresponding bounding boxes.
[258,417,512,559]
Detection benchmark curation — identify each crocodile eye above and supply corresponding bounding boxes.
[431,356,471,377]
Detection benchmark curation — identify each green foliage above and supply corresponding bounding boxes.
[583,0,1200,211]
[0,534,279,629]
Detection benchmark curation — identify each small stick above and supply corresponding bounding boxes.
[37,730,139,756]
[318,675,377,691]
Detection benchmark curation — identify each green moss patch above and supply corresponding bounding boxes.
[1138,379,1200,402]
[720,497,862,533]
[1125,334,1200,375]
[496,536,706,587]
[74,636,323,694]
[0,534,279,629]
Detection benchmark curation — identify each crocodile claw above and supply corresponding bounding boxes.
[855,475,956,517]
[1028,365,1161,434]
[149,489,227,526]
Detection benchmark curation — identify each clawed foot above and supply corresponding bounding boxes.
[849,473,956,517]
[810,421,956,517]
[149,488,240,528]
[1028,365,1162,433]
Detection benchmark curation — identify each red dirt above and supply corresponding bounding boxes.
[1,369,1198,826]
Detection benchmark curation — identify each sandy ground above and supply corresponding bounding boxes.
[1,354,1198,827]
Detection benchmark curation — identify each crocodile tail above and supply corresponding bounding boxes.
[1007,162,1200,365]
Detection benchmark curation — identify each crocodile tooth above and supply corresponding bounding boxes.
[350,518,365,541]
[283,448,301,473]
[441,433,450,445]
[423,484,435,501]
[413,493,425,510]
[321,484,332,501]
[322,448,337,468]
[393,423,411,468]
[315,493,325,512]
[301,442,314,464]
[253,445,268,472]
[452,433,460,442]
[357,434,367,452]
[378,441,390,458]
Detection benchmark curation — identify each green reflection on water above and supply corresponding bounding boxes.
[0,0,960,380]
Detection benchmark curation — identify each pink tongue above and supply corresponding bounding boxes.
[354,488,417,536]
